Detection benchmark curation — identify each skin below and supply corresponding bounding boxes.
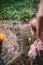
[30,26,36,36]
[37,0,43,17]
[28,0,43,60]
[37,0,43,40]
[29,18,37,37]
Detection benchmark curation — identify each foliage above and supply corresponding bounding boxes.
[0,0,39,21]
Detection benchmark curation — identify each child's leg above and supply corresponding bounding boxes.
[0,56,6,65]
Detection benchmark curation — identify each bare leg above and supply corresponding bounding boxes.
[37,0,43,39]
[37,0,43,17]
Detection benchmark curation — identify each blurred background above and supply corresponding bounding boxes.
[0,0,39,22]
[0,0,40,65]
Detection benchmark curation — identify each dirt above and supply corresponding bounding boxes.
[0,20,32,65]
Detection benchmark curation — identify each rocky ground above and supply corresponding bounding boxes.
[0,20,33,65]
